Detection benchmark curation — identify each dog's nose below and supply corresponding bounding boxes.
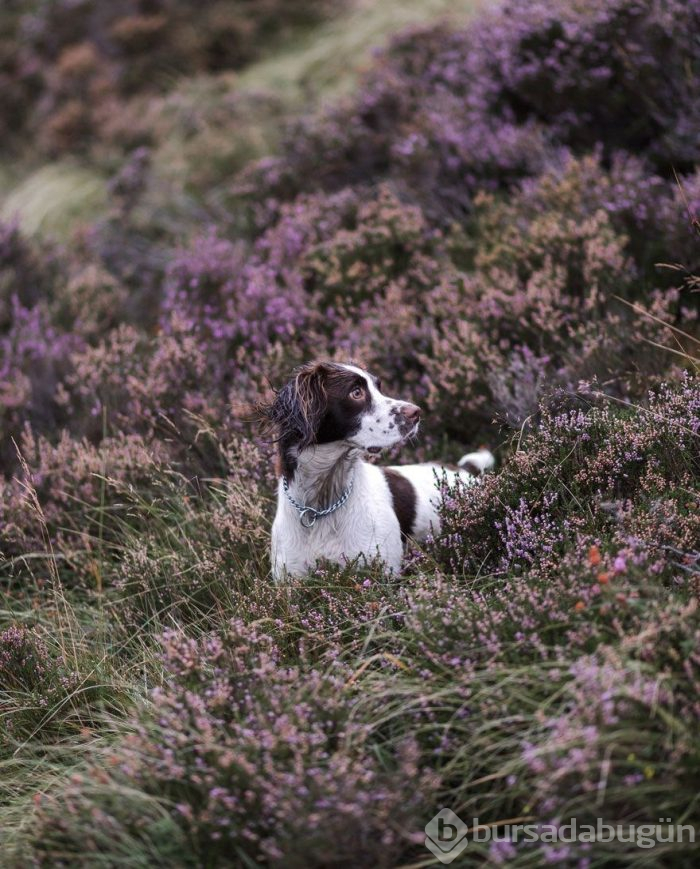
[400,403,421,424]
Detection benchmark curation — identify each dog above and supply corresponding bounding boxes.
[260,361,494,580]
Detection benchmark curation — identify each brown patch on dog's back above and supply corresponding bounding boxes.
[459,461,481,476]
[382,469,417,539]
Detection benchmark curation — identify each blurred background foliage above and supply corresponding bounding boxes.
[1,0,698,477]
[0,0,480,235]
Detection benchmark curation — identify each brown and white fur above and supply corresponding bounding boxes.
[260,361,494,580]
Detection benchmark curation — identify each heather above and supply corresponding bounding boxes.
[1,0,700,865]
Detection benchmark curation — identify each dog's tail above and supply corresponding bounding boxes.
[457,448,495,477]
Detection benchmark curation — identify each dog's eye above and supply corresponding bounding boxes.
[349,386,365,401]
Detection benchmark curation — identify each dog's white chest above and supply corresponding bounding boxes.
[271,463,403,580]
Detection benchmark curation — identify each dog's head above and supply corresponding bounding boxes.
[260,361,421,477]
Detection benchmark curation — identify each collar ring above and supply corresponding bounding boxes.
[299,508,318,528]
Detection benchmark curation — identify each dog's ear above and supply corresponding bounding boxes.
[289,362,331,447]
[260,361,330,449]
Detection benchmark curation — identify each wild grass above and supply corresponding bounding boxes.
[235,0,485,102]
[0,163,107,239]
[1,374,698,866]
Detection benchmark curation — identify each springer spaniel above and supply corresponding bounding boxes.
[260,361,494,580]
